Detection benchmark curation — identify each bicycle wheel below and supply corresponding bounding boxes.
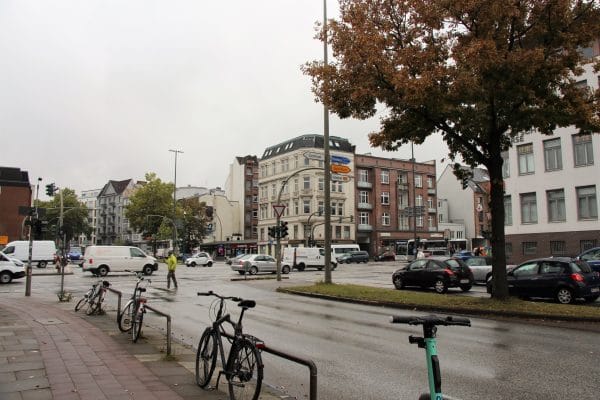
[118,300,135,332]
[74,289,92,312]
[132,309,143,342]
[227,338,263,400]
[195,328,217,388]
[86,292,100,315]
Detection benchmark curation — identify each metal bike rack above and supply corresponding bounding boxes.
[106,287,123,322]
[144,305,172,356]
[222,331,318,400]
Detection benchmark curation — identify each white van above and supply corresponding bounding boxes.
[82,246,158,276]
[0,251,25,284]
[2,241,57,268]
[282,247,337,271]
[330,244,361,262]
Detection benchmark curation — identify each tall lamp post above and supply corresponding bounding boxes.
[322,0,333,284]
[169,149,183,255]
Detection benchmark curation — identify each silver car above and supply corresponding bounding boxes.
[463,256,493,283]
[230,254,290,275]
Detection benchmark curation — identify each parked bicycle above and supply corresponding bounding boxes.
[389,314,471,400]
[118,272,151,333]
[195,290,264,400]
[74,279,110,315]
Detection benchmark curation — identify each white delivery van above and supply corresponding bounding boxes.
[282,247,337,271]
[0,251,26,284]
[2,241,57,268]
[330,244,361,262]
[82,246,158,276]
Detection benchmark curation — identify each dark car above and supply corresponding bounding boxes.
[67,247,84,265]
[452,250,475,260]
[575,247,600,273]
[374,250,396,261]
[392,257,474,293]
[337,251,369,264]
[486,257,600,304]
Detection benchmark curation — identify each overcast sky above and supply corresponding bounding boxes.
[0,0,448,199]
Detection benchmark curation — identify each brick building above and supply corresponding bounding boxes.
[0,167,32,244]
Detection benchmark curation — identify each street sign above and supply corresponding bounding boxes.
[403,206,425,216]
[303,151,324,161]
[273,204,286,218]
[331,155,351,164]
[331,174,351,182]
[331,164,351,174]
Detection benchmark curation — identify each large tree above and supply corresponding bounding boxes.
[179,198,209,254]
[36,188,91,248]
[304,0,600,299]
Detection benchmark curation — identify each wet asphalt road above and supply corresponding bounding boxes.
[4,261,600,400]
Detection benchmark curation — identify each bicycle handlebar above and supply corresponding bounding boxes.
[390,314,471,327]
[197,291,242,302]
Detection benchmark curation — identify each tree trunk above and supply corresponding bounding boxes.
[487,154,509,300]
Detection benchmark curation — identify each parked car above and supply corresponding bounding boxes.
[392,257,474,293]
[373,249,396,261]
[226,254,248,266]
[185,252,213,267]
[486,257,600,304]
[0,251,25,284]
[337,251,369,264]
[575,247,600,273]
[462,256,493,283]
[230,254,290,275]
[67,246,84,265]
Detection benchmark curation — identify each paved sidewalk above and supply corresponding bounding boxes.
[0,297,277,400]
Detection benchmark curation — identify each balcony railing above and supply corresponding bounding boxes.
[357,181,372,189]
[428,208,436,213]
[357,224,373,232]
[428,188,436,195]
[357,202,373,210]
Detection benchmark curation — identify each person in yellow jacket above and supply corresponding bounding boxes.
[166,252,178,290]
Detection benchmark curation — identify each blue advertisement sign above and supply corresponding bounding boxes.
[331,155,351,164]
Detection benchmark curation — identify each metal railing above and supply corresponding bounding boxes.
[222,331,318,400]
[106,287,122,322]
[144,304,172,356]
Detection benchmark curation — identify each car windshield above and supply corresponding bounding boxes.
[444,259,463,269]
[571,260,592,273]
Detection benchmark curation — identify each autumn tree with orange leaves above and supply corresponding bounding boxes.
[305,0,600,299]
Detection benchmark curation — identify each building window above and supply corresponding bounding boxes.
[382,212,390,226]
[581,239,598,252]
[359,212,369,225]
[381,192,390,205]
[550,241,567,256]
[577,185,598,220]
[271,184,277,197]
[281,158,289,172]
[416,216,424,227]
[547,189,566,222]
[359,191,369,204]
[304,157,310,166]
[343,226,350,239]
[318,201,324,215]
[428,215,434,229]
[427,197,433,209]
[293,224,298,239]
[543,138,562,171]
[303,176,311,190]
[294,155,299,169]
[520,193,538,224]
[399,214,409,230]
[427,176,433,188]
[522,241,537,255]
[505,242,513,257]
[504,195,512,225]
[501,151,510,178]
[517,143,535,175]
[573,133,594,166]
[303,199,311,214]
[294,200,299,215]
[415,174,422,188]
[381,170,389,184]
[318,177,324,191]
[416,195,423,207]
[294,178,299,192]
[359,169,369,182]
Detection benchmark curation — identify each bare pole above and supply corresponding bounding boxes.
[169,149,183,255]
[323,0,333,284]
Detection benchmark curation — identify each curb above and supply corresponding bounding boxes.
[277,288,600,323]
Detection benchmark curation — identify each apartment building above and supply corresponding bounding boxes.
[224,155,259,240]
[354,154,438,256]
[78,188,101,245]
[96,179,144,245]
[257,134,356,255]
[0,166,32,243]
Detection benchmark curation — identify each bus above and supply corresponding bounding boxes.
[394,239,467,261]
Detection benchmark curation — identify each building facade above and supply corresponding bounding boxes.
[96,179,144,245]
[354,154,439,256]
[224,155,259,240]
[78,188,101,245]
[257,135,356,255]
[0,167,32,244]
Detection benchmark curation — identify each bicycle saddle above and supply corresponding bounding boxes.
[238,300,256,309]
[137,287,146,292]
[102,281,110,287]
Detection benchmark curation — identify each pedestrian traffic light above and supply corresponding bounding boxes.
[280,221,288,237]
[45,183,56,196]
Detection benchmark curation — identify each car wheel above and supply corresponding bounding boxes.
[206,262,213,267]
[282,265,291,274]
[98,266,109,277]
[249,266,258,275]
[434,279,448,294]
[143,265,153,276]
[584,295,599,303]
[238,271,245,275]
[190,262,197,267]
[393,275,404,290]
[0,271,12,284]
[460,284,472,292]
[556,287,574,304]
[296,263,305,271]
[38,261,47,268]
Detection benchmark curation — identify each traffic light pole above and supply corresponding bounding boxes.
[25,179,42,297]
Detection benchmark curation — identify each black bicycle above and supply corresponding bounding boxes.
[117,272,150,333]
[195,291,264,400]
[74,279,110,315]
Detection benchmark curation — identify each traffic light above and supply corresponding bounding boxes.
[268,226,276,238]
[45,183,56,196]
[280,221,288,237]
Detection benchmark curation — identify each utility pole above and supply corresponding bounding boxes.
[169,149,183,255]
[323,0,333,284]
[411,142,417,260]
[25,178,42,297]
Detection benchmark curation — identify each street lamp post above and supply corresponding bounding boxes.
[411,141,418,260]
[169,149,183,255]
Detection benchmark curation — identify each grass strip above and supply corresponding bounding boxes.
[278,283,600,321]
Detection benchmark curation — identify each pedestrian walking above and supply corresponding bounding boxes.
[166,251,178,290]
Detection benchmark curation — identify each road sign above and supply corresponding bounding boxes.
[331,155,351,164]
[331,164,351,174]
[303,151,324,161]
[273,204,286,218]
[331,173,352,182]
